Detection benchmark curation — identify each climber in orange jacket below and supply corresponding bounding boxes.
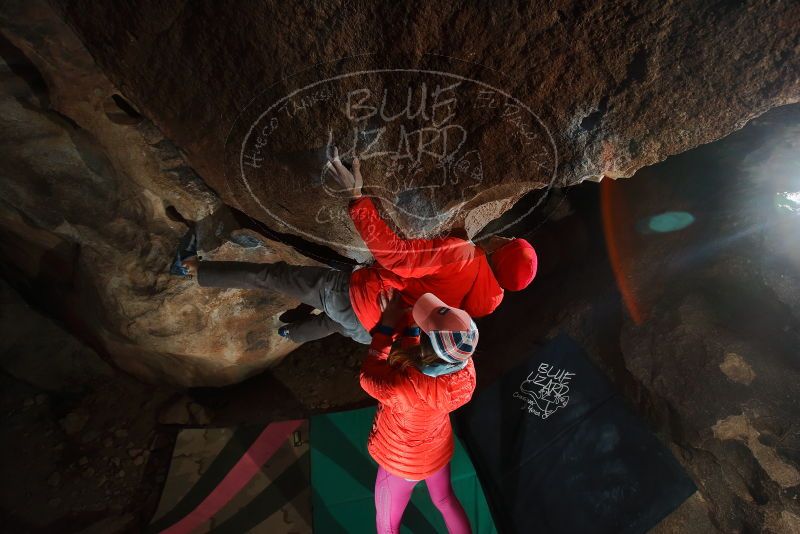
[183,149,537,344]
[362,290,477,533]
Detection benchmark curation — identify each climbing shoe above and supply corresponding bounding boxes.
[170,228,198,277]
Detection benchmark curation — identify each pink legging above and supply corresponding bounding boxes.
[375,463,472,534]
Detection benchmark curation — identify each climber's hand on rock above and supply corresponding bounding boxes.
[327,146,362,199]
[351,156,363,197]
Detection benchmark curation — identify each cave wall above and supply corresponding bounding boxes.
[0,1,321,386]
[473,105,800,532]
[613,107,800,533]
[0,279,175,530]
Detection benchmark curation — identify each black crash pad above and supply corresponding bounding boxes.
[453,334,696,534]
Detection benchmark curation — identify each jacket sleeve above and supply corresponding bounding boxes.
[460,256,504,318]
[349,197,472,278]
[445,361,477,411]
[359,332,402,404]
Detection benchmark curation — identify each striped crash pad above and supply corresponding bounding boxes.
[311,406,497,533]
[149,409,495,533]
[149,421,310,533]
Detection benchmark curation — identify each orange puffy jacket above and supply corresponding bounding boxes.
[360,332,477,480]
[348,197,504,333]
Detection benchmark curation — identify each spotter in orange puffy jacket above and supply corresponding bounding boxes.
[359,331,477,480]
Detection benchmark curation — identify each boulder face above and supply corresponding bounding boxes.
[0,0,317,386]
[0,0,798,386]
[51,0,799,254]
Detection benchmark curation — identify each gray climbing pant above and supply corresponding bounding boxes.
[196,261,372,345]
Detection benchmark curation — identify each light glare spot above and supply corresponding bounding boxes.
[776,191,800,214]
[646,211,695,233]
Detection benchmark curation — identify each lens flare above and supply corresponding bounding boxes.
[601,178,645,325]
[646,211,695,233]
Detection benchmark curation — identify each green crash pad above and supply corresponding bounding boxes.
[311,406,497,533]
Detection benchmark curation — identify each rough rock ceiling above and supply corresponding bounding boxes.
[50,0,800,252]
[0,0,798,385]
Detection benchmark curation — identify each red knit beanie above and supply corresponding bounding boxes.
[491,238,537,291]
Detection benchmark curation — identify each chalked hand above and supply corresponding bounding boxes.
[327,146,363,199]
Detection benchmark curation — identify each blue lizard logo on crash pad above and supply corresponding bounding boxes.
[514,362,575,419]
